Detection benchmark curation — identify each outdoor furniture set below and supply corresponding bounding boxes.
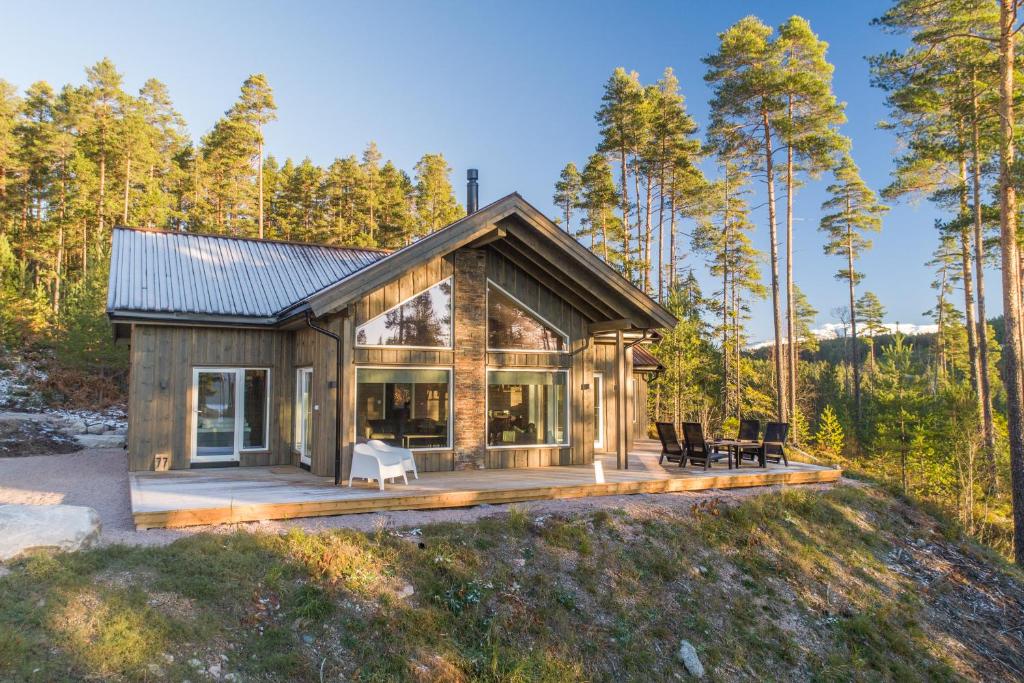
[656,419,790,470]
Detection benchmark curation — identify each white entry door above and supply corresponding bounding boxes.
[296,368,313,467]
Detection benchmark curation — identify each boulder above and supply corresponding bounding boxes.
[0,504,102,560]
[677,640,704,679]
[86,422,107,435]
[76,433,125,449]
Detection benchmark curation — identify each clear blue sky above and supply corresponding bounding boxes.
[2,0,967,340]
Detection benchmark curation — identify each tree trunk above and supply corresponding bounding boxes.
[762,107,787,422]
[98,153,106,238]
[971,71,998,483]
[847,222,861,422]
[257,132,264,239]
[785,97,798,427]
[644,172,653,295]
[657,157,666,302]
[997,0,1024,567]
[959,157,983,423]
[669,167,677,292]
[122,152,131,225]
[619,147,630,279]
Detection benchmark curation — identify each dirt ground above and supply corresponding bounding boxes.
[0,415,80,457]
[0,449,840,547]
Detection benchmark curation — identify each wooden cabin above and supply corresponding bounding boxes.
[106,187,675,479]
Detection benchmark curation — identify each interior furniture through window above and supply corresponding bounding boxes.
[355,367,451,449]
[487,369,568,447]
[355,278,452,348]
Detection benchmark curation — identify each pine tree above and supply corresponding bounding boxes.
[360,141,382,240]
[819,152,887,422]
[856,291,886,371]
[413,153,462,237]
[595,68,645,282]
[552,162,581,233]
[704,15,789,421]
[577,153,621,268]
[814,405,845,456]
[228,74,276,238]
[776,15,847,423]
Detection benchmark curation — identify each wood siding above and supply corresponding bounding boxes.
[127,325,293,471]
[593,342,636,455]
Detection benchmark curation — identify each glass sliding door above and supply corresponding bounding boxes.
[192,367,271,464]
[296,368,313,467]
[194,370,237,459]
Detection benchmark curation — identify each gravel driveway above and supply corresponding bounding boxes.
[0,449,840,547]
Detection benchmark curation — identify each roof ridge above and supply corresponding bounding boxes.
[113,225,392,254]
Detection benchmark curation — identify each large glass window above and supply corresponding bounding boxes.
[356,278,452,348]
[487,283,567,351]
[356,368,451,449]
[243,369,268,449]
[487,370,568,447]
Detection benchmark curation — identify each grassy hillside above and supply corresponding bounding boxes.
[1,484,1022,682]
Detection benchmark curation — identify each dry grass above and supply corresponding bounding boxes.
[1,484,1022,681]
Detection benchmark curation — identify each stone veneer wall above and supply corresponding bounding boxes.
[453,249,488,469]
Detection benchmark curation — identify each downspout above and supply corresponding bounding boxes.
[305,310,343,486]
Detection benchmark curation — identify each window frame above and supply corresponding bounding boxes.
[593,372,604,450]
[354,365,454,452]
[294,367,313,464]
[354,277,454,351]
[485,279,569,353]
[190,366,272,463]
[485,367,571,450]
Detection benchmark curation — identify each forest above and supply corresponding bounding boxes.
[1,1,1023,565]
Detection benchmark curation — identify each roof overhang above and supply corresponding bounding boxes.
[299,193,678,330]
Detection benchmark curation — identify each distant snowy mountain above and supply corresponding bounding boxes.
[746,322,939,350]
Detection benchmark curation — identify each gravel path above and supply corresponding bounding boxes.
[0,449,840,547]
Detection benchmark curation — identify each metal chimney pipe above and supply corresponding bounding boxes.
[467,169,479,214]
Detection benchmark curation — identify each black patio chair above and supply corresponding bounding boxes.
[734,418,761,465]
[738,418,760,441]
[739,422,790,468]
[656,422,686,465]
[682,422,729,470]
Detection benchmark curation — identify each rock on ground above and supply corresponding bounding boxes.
[0,504,102,560]
[677,640,704,678]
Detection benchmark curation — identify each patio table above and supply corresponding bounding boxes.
[709,439,764,468]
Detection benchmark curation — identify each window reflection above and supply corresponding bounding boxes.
[356,278,452,348]
[487,285,566,351]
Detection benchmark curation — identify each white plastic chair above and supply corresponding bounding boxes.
[367,439,419,480]
[349,443,407,490]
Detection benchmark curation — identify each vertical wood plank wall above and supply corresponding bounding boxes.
[127,325,293,471]
[126,248,650,474]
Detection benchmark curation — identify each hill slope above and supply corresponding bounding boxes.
[1,484,1022,681]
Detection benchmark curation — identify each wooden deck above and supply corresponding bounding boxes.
[129,441,842,529]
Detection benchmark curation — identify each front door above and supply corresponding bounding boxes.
[296,368,313,467]
[193,369,238,462]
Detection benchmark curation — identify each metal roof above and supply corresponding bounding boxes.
[107,227,387,321]
[632,345,663,370]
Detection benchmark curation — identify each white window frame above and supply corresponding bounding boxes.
[354,366,454,451]
[486,280,569,353]
[485,367,571,449]
[191,366,271,463]
[593,372,604,450]
[294,367,313,466]
[354,277,454,351]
